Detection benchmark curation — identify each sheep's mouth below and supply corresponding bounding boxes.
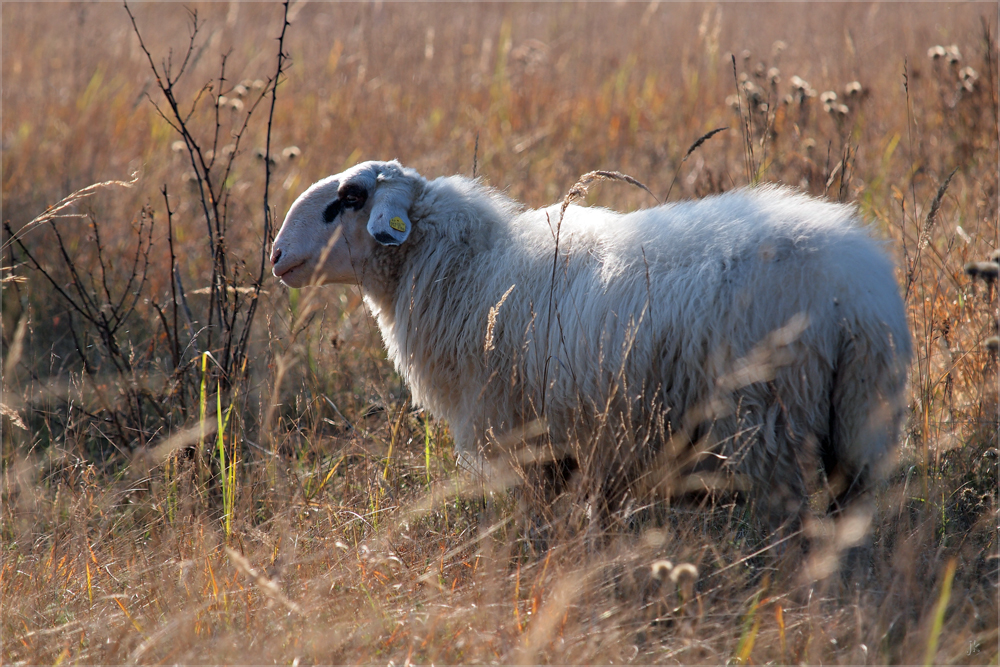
[273,260,308,285]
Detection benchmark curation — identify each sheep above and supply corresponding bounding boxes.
[270,160,912,523]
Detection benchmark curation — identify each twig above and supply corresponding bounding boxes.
[235,0,292,380]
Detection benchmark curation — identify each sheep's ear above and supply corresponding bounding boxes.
[367,172,413,246]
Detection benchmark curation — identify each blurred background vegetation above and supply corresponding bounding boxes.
[2,2,997,663]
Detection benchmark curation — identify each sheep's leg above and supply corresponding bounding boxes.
[826,327,907,514]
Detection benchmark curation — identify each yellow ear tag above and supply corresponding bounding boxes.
[389,216,406,232]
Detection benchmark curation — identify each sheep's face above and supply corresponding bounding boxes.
[271,160,417,288]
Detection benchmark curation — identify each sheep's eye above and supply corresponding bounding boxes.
[340,185,368,210]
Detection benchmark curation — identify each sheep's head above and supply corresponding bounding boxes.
[270,160,420,288]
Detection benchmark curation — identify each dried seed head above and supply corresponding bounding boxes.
[824,102,849,116]
[754,61,766,78]
[782,93,794,106]
[946,44,961,63]
[217,95,228,107]
[768,67,781,85]
[740,49,751,63]
[844,81,863,97]
[928,45,947,60]
[725,94,741,111]
[820,90,838,104]
[789,75,816,103]
[254,148,278,165]
[171,140,186,153]
[966,261,1000,281]
[802,137,817,152]
[650,559,674,582]
[669,562,698,584]
[979,262,1000,281]
[232,84,249,98]
[282,146,302,160]
[252,79,266,91]
[228,98,244,112]
[742,80,764,103]
[771,40,787,57]
[669,563,698,598]
[222,144,237,157]
[960,66,979,91]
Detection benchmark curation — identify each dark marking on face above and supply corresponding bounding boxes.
[323,200,343,224]
[373,231,400,246]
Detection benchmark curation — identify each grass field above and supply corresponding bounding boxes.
[2,2,998,663]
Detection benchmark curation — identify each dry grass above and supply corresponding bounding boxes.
[2,2,998,664]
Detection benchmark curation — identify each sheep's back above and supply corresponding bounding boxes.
[385,184,909,472]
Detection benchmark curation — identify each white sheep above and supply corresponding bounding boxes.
[270,160,911,519]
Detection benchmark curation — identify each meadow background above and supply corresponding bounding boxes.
[2,2,998,663]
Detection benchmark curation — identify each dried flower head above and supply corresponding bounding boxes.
[946,44,961,64]
[768,67,781,85]
[789,75,816,103]
[217,95,228,107]
[928,45,947,60]
[844,81,863,97]
[966,261,1000,282]
[650,559,674,582]
[254,148,279,166]
[282,146,302,160]
[740,49,751,63]
[171,140,186,153]
[222,144,237,157]
[232,84,249,98]
[820,90,838,104]
[669,563,699,599]
[986,337,999,355]
[960,66,979,91]
[771,40,787,57]
[228,98,244,113]
[252,79,266,91]
[742,80,764,101]
[824,101,849,117]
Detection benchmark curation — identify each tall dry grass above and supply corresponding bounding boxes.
[2,2,997,663]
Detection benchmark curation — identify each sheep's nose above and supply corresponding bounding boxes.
[270,246,282,265]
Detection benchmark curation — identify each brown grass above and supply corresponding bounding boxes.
[2,3,997,664]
